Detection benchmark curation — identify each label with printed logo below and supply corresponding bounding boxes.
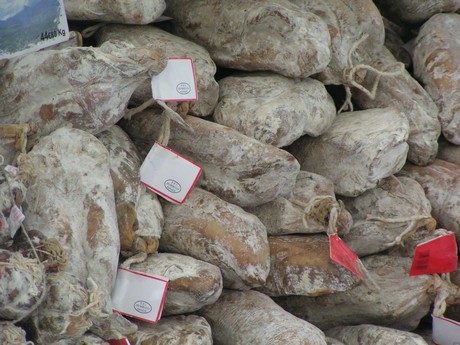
[151,58,198,102]
[140,142,202,204]
[111,268,168,324]
[432,315,460,345]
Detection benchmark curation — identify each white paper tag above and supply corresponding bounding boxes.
[8,205,25,238]
[111,268,168,324]
[151,58,198,102]
[140,142,202,204]
[4,165,19,177]
[0,0,70,59]
[432,315,460,345]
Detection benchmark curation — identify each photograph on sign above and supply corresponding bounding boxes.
[0,0,69,59]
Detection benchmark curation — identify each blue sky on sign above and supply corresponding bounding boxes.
[0,0,42,21]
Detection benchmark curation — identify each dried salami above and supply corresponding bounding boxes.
[289,108,410,197]
[95,24,219,117]
[121,112,300,207]
[0,42,166,140]
[127,253,222,315]
[159,187,270,290]
[64,0,166,24]
[198,290,327,345]
[213,73,336,147]
[413,13,460,144]
[165,0,331,78]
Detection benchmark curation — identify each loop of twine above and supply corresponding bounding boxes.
[124,98,193,147]
[292,196,379,290]
[366,215,434,248]
[432,273,460,317]
[338,33,406,113]
[81,23,107,38]
[34,238,69,269]
[69,277,104,318]
[134,330,152,345]
[291,195,339,232]
[120,252,148,269]
[1,170,48,323]
[3,323,34,345]
[0,249,47,324]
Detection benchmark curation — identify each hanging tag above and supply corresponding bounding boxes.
[432,314,460,345]
[8,205,25,238]
[409,233,458,276]
[329,234,364,279]
[111,268,168,324]
[140,142,202,204]
[4,165,19,177]
[0,0,70,59]
[151,58,198,102]
[108,338,131,345]
[0,210,6,232]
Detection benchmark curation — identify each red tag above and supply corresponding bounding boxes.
[108,338,131,345]
[0,219,2,231]
[409,233,458,276]
[329,234,363,279]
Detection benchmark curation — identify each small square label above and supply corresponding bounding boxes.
[140,142,202,204]
[432,315,460,345]
[151,58,198,102]
[329,234,363,279]
[409,233,458,276]
[111,268,168,324]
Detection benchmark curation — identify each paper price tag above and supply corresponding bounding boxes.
[8,205,25,238]
[108,338,131,345]
[0,0,70,59]
[409,233,458,276]
[151,58,198,102]
[140,142,202,204]
[4,165,19,177]
[329,234,364,279]
[111,268,168,324]
[432,315,460,345]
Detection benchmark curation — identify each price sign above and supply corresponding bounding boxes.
[329,234,363,279]
[140,142,202,204]
[111,268,168,324]
[151,58,198,102]
[409,233,457,276]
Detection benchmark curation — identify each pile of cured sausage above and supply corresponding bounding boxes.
[1,0,460,344]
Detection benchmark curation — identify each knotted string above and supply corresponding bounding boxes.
[338,33,405,113]
[366,215,435,249]
[292,195,379,290]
